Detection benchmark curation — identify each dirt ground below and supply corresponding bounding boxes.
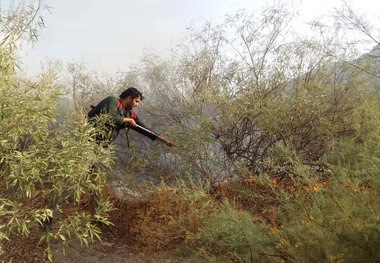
[2,186,200,263]
[52,237,195,263]
[2,235,195,263]
[1,221,197,263]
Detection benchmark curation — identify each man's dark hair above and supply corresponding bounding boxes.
[119,87,144,100]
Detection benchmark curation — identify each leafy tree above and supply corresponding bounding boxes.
[0,1,113,261]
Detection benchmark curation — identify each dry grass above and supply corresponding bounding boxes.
[2,179,290,262]
[2,231,50,263]
[102,188,211,251]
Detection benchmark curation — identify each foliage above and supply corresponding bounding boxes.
[0,0,47,72]
[94,1,375,184]
[186,201,276,263]
[59,60,122,110]
[62,2,380,262]
[274,132,380,262]
[0,71,114,260]
[0,1,114,261]
[277,176,380,262]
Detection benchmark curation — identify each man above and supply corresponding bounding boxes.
[41,88,173,230]
[87,87,174,147]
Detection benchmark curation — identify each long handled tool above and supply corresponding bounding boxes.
[130,124,175,147]
[135,124,159,137]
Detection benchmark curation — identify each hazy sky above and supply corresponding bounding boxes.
[12,0,380,75]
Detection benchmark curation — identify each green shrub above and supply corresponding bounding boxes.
[187,201,276,263]
[0,74,114,260]
[276,173,380,263]
[273,114,380,262]
[0,2,114,261]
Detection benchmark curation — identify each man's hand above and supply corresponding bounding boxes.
[124,117,137,128]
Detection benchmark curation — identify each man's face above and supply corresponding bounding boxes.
[124,96,141,110]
